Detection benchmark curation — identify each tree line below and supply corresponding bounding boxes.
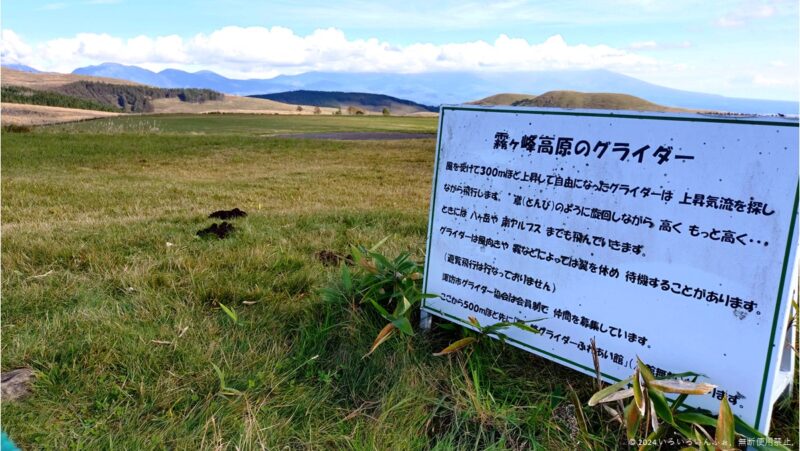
[2,82,225,113]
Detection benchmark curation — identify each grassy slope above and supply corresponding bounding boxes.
[150,96,338,115]
[1,68,336,117]
[514,91,683,112]
[1,67,142,89]
[2,115,796,449]
[470,93,536,106]
[1,103,121,127]
[2,85,120,112]
[49,82,223,113]
[471,91,687,112]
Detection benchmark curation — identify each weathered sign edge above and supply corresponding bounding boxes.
[754,185,798,432]
[420,104,800,435]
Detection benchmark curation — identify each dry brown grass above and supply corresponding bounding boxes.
[1,68,142,89]
[405,111,439,117]
[173,97,427,117]
[469,93,536,106]
[1,69,433,118]
[150,96,337,115]
[470,90,694,113]
[0,93,339,127]
[1,102,122,126]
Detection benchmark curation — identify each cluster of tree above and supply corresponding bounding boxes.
[1,85,120,112]
[295,105,324,115]
[346,106,365,115]
[51,82,225,113]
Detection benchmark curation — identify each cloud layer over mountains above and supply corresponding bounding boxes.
[2,27,659,79]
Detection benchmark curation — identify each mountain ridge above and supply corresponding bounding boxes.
[4,63,796,114]
[69,63,797,114]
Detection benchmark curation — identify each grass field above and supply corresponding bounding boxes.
[2,114,797,449]
[45,114,439,136]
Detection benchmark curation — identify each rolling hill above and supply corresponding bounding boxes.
[470,93,536,106]
[1,103,121,126]
[515,91,679,111]
[0,67,330,121]
[2,85,121,112]
[1,67,142,89]
[69,63,798,114]
[485,90,688,112]
[1,76,224,113]
[249,90,436,114]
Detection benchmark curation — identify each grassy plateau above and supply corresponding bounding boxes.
[1,114,797,449]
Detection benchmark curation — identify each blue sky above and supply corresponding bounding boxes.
[1,0,798,100]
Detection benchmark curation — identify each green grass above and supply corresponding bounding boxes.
[2,114,797,449]
[42,113,438,136]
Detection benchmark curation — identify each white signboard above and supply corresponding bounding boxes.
[422,105,798,434]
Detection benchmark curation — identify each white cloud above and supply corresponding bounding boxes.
[37,3,67,11]
[629,40,691,50]
[2,26,662,78]
[629,40,658,50]
[716,17,745,27]
[716,1,779,27]
[0,29,32,64]
[753,73,797,87]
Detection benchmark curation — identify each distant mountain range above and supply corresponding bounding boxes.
[250,90,436,114]
[5,62,797,114]
[3,63,40,73]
